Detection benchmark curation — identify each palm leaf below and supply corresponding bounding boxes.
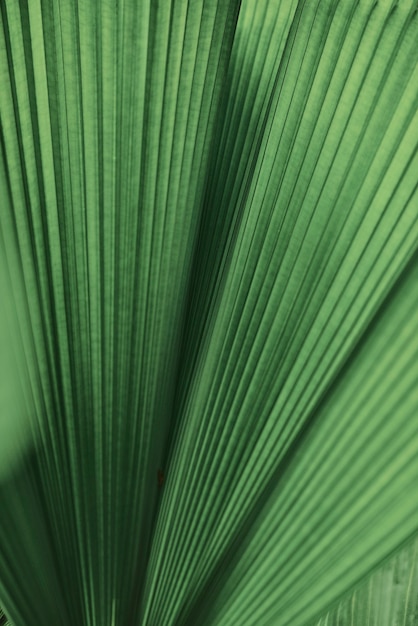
[0,0,417,624]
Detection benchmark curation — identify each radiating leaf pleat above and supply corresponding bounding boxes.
[0,606,12,626]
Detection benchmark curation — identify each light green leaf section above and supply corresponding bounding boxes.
[0,0,417,625]
[142,0,418,624]
[188,257,418,626]
[313,536,418,626]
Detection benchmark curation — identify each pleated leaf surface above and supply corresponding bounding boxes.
[0,0,417,625]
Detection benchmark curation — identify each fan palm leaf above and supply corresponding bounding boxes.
[0,0,417,624]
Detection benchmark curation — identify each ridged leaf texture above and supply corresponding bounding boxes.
[0,0,417,624]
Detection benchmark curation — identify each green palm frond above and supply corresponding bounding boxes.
[0,0,417,625]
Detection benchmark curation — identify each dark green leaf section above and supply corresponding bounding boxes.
[0,0,239,624]
[0,0,417,625]
[0,607,12,626]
